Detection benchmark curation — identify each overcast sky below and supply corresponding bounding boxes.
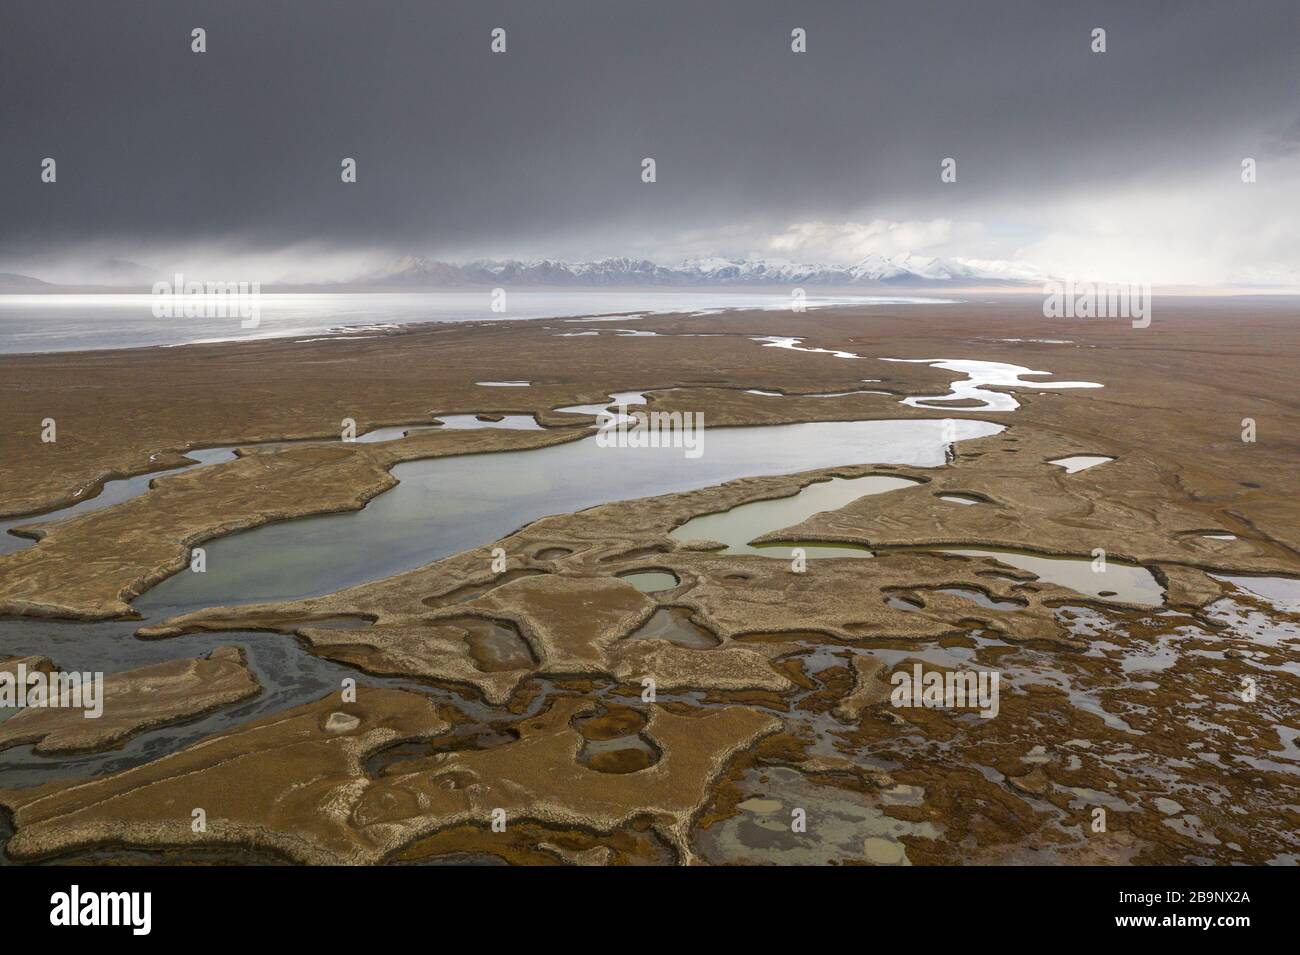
[1,0,1297,284]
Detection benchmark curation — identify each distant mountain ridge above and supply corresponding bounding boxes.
[0,272,53,290]
[0,259,155,290]
[0,253,1049,292]
[359,253,1049,288]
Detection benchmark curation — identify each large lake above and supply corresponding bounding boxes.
[0,291,956,354]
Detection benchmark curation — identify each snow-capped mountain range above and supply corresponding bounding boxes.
[0,252,1049,291]
[359,253,1048,288]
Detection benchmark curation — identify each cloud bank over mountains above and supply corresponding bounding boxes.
[1,250,1052,291]
[357,252,1048,288]
[2,2,1297,288]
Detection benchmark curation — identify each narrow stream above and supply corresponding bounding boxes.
[0,447,237,556]
[881,358,1102,412]
[0,418,543,557]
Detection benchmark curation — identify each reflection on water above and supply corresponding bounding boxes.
[1211,574,1300,613]
[930,587,1026,611]
[0,416,541,556]
[933,548,1163,606]
[667,472,1162,606]
[136,419,1001,614]
[626,608,719,648]
[0,621,509,791]
[695,765,938,865]
[0,447,236,556]
[671,474,922,555]
[617,571,681,593]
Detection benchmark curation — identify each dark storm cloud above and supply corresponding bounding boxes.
[1,0,1296,262]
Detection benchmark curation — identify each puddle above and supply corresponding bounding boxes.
[450,617,536,672]
[937,493,985,505]
[884,586,1023,613]
[135,418,1001,613]
[1201,597,1300,652]
[868,632,1147,736]
[534,547,573,561]
[617,570,681,593]
[572,704,658,773]
[626,608,720,648]
[349,426,422,442]
[475,381,530,387]
[572,703,646,738]
[931,587,1026,611]
[576,734,658,773]
[1048,455,1113,473]
[927,548,1164,606]
[1211,574,1300,613]
[694,766,939,865]
[670,474,922,556]
[367,726,519,776]
[428,414,543,431]
[880,358,1102,412]
[885,595,925,611]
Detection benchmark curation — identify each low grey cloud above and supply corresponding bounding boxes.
[1,0,1297,282]
[1262,114,1300,158]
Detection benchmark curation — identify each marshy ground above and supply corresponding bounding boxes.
[0,295,1296,865]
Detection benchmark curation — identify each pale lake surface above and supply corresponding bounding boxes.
[0,291,955,354]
